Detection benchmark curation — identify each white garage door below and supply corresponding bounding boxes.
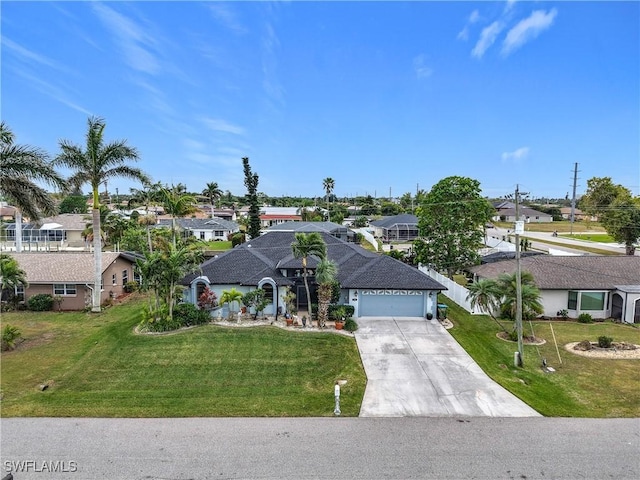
[358,289,425,317]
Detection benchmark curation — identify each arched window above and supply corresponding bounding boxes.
[262,283,274,304]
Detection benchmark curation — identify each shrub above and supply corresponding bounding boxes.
[124,281,138,293]
[557,309,569,319]
[197,287,218,310]
[1,324,22,351]
[508,330,519,342]
[173,303,211,327]
[577,313,593,324]
[27,294,54,311]
[598,336,613,348]
[328,304,355,320]
[344,318,358,332]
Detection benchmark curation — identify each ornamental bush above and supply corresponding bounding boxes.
[173,303,211,327]
[598,336,613,348]
[27,294,54,311]
[577,313,593,324]
[344,318,358,332]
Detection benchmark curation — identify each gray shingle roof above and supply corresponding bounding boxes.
[370,214,418,228]
[6,252,135,283]
[266,221,347,233]
[182,231,445,291]
[469,255,640,290]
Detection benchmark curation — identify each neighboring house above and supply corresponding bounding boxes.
[259,207,302,228]
[370,214,419,243]
[559,207,597,222]
[156,217,240,242]
[5,252,140,310]
[266,221,355,242]
[467,255,640,324]
[0,214,91,251]
[492,207,553,223]
[0,203,16,222]
[181,231,446,319]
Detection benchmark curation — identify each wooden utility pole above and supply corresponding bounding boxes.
[514,184,524,367]
[570,163,579,235]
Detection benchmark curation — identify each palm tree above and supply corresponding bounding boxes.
[202,182,223,218]
[159,185,197,247]
[158,244,203,320]
[291,232,327,318]
[323,177,335,222]
[497,272,544,321]
[55,116,149,312]
[0,254,28,310]
[466,278,508,333]
[220,287,244,321]
[0,121,66,252]
[129,180,162,252]
[315,258,337,328]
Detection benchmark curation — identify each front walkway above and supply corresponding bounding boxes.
[355,317,541,417]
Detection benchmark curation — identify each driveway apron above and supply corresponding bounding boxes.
[355,317,541,417]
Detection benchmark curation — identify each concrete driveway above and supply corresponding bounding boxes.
[355,317,541,417]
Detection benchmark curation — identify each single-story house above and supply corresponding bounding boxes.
[4,252,140,310]
[156,217,239,242]
[369,214,419,243]
[266,221,355,242]
[1,214,91,251]
[467,255,640,324]
[492,207,553,223]
[259,207,302,228]
[181,231,446,319]
[559,207,597,222]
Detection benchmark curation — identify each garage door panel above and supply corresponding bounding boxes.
[359,290,424,317]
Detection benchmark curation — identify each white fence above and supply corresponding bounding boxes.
[419,265,484,315]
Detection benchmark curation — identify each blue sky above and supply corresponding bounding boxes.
[2,1,638,200]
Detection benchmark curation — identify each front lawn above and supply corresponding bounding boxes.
[0,298,366,417]
[442,298,640,417]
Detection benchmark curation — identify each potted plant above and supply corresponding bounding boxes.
[332,305,347,330]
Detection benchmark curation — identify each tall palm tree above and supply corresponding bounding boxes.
[129,180,162,252]
[291,232,327,317]
[323,177,335,222]
[202,182,223,218]
[0,121,66,252]
[55,116,149,312]
[159,185,197,247]
[315,258,337,328]
[466,278,508,333]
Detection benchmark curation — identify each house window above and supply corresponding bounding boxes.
[122,270,129,285]
[133,271,141,284]
[215,230,224,237]
[15,285,24,301]
[568,291,578,310]
[262,284,274,304]
[54,284,77,296]
[112,274,117,285]
[200,231,206,240]
[580,292,605,311]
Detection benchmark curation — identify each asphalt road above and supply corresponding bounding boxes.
[1,417,639,479]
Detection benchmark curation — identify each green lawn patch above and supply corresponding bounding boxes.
[561,233,615,243]
[0,297,366,417]
[440,297,640,417]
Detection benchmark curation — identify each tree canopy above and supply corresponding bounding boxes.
[580,177,640,255]
[242,157,261,239]
[414,176,493,278]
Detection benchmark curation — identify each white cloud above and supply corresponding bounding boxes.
[504,0,518,14]
[208,3,247,35]
[201,117,246,136]
[2,36,68,71]
[412,54,433,79]
[502,9,558,56]
[92,3,160,74]
[457,9,480,41]
[501,147,530,163]
[472,21,504,59]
